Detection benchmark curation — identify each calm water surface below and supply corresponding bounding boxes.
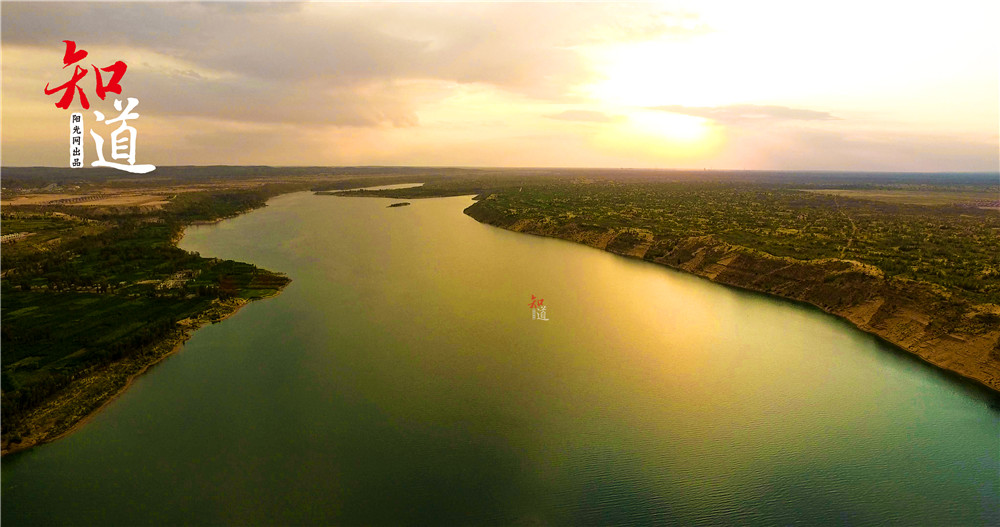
[3,192,998,525]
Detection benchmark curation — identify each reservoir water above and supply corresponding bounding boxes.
[3,192,998,525]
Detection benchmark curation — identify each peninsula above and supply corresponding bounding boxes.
[0,166,448,454]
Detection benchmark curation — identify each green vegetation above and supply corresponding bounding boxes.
[0,183,304,451]
[448,175,1000,391]
[458,181,1000,304]
[803,188,999,207]
[323,171,999,305]
[2,165,497,452]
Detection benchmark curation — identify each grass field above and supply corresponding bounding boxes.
[802,188,999,207]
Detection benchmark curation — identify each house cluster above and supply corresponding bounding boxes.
[0,232,34,244]
[43,194,110,205]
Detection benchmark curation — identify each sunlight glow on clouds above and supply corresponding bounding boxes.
[1,1,996,171]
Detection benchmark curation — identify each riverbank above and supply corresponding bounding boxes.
[1,192,295,456]
[463,201,1000,394]
[1,176,436,455]
[1,285,287,457]
[5,174,996,456]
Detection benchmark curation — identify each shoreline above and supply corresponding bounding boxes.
[1,207,291,457]
[462,203,1000,396]
[6,188,995,456]
[646,252,1000,396]
[2,188,406,456]
[1,290,287,458]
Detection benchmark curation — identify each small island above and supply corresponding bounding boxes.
[387,202,411,208]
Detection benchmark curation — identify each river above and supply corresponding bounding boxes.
[2,191,998,525]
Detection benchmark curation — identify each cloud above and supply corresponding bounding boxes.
[3,3,994,171]
[127,70,422,127]
[5,2,646,134]
[546,110,625,123]
[651,104,839,123]
[1,2,607,100]
[583,9,712,43]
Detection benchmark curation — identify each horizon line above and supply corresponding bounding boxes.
[2,165,998,176]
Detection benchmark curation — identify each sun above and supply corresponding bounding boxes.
[629,110,711,143]
[587,108,724,163]
[573,38,731,163]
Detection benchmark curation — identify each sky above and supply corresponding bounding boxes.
[2,1,998,171]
